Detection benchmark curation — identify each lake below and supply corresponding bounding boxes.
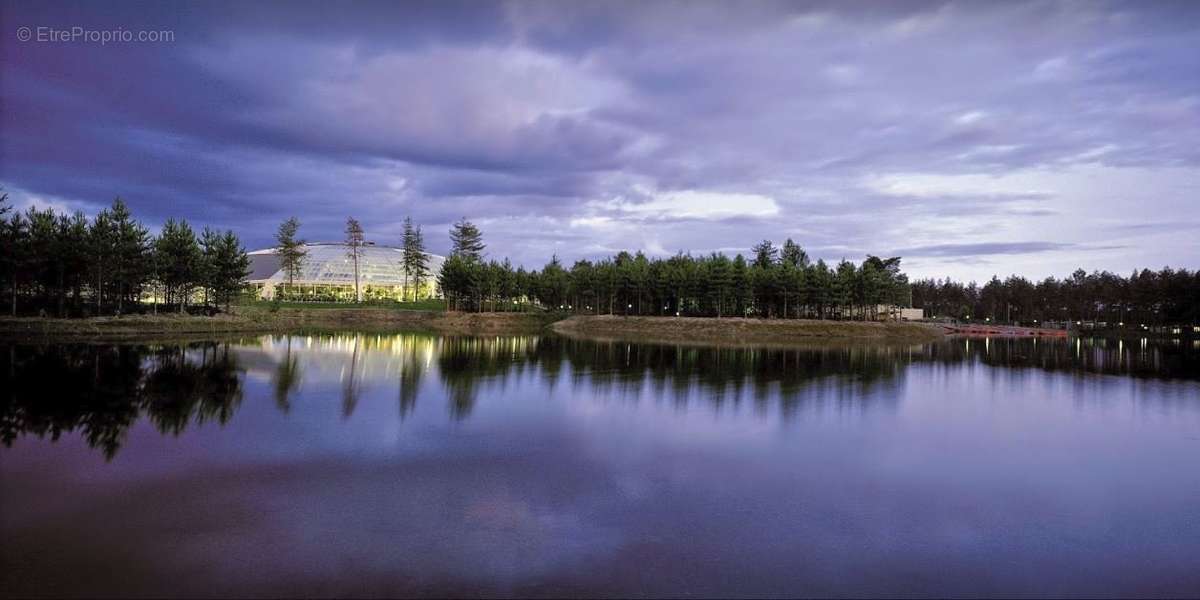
[2,334,1199,597]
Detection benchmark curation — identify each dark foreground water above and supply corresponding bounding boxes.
[2,334,1199,598]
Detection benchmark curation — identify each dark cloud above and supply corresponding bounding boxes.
[2,0,1197,279]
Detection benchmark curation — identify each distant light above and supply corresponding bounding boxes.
[1076,321,1081,325]
[628,303,633,308]
[675,312,680,316]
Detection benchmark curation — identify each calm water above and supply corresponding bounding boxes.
[2,334,1199,598]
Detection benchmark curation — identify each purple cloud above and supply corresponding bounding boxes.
[2,0,1198,280]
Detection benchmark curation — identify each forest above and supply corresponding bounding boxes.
[438,229,911,320]
[911,269,1200,327]
[2,190,1196,327]
[436,219,1199,326]
[0,196,250,316]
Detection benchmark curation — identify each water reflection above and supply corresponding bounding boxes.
[1,334,1196,461]
[930,334,1199,380]
[2,333,1199,597]
[1,342,243,459]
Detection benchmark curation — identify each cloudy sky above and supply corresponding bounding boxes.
[3,0,1198,281]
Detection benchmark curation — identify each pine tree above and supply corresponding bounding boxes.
[2,212,28,315]
[401,216,430,301]
[750,240,779,317]
[751,240,777,269]
[345,217,365,302]
[438,254,473,311]
[61,212,91,316]
[449,217,485,262]
[707,253,732,317]
[781,238,809,268]
[538,255,569,310]
[200,227,222,309]
[109,199,151,314]
[213,230,250,311]
[155,218,201,313]
[25,207,57,310]
[274,217,307,298]
[88,209,119,314]
[833,260,857,319]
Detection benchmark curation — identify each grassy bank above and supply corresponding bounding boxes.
[551,315,944,346]
[1,309,943,345]
[0,306,556,341]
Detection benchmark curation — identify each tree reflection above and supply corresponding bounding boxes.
[398,351,424,421]
[427,336,912,419]
[2,333,1193,457]
[424,334,1196,419]
[921,336,1199,380]
[273,337,302,414]
[341,334,362,419]
[142,344,242,434]
[1,342,244,459]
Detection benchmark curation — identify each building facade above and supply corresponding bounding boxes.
[247,242,445,301]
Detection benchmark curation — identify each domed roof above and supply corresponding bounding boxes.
[247,243,444,286]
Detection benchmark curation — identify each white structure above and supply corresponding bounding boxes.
[247,242,444,301]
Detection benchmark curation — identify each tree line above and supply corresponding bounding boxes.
[8,188,1193,326]
[911,269,1200,327]
[437,219,910,319]
[0,194,250,317]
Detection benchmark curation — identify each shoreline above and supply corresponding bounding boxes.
[0,309,948,345]
[551,315,944,346]
[0,308,554,342]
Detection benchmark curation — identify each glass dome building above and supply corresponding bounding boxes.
[247,243,445,301]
